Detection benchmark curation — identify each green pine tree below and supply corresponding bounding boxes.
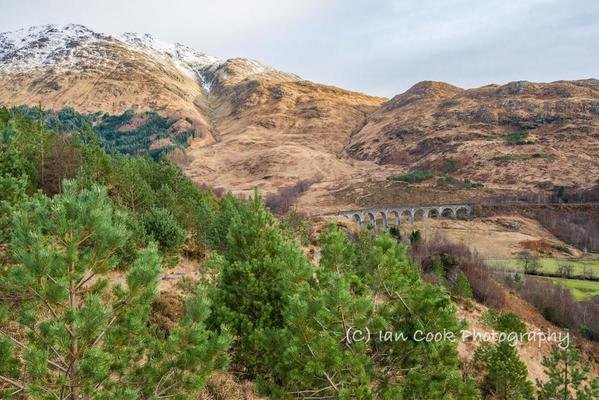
[210,189,312,379]
[271,226,376,399]
[0,181,230,399]
[0,120,31,242]
[409,229,422,246]
[0,120,31,201]
[266,226,479,399]
[450,271,473,299]
[537,341,599,400]
[362,232,477,398]
[475,340,534,399]
[142,207,186,256]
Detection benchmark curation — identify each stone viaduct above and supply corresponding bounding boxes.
[324,204,475,227]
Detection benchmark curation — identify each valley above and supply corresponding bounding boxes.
[0,23,597,400]
[1,25,597,206]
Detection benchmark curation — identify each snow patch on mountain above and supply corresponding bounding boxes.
[118,32,221,83]
[0,24,109,71]
[0,24,282,92]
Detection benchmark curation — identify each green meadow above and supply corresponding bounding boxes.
[487,257,599,278]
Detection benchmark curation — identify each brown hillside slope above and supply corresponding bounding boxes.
[183,71,384,193]
[0,25,386,197]
[0,40,217,141]
[345,80,599,193]
[1,26,598,210]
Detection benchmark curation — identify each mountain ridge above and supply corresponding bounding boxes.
[0,24,597,211]
[0,24,286,86]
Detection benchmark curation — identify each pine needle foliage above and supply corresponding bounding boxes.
[0,182,231,399]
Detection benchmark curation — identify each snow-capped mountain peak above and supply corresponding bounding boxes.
[0,24,109,70]
[119,32,220,73]
[0,24,283,92]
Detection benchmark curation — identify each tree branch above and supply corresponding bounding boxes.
[0,374,26,391]
[0,329,68,373]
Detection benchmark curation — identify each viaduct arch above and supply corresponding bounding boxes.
[334,204,475,227]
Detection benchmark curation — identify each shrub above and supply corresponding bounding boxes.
[482,310,527,335]
[437,175,484,189]
[491,152,555,162]
[505,131,532,145]
[265,176,319,214]
[475,341,534,399]
[492,154,524,161]
[388,169,434,183]
[481,309,499,327]
[142,207,186,254]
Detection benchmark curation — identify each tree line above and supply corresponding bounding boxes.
[0,106,597,399]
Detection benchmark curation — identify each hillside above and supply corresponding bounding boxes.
[1,24,598,399]
[345,80,599,192]
[0,24,385,195]
[1,25,598,210]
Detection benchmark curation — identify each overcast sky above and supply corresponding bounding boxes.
[1,0,597,97]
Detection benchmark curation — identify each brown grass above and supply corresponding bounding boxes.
[150,291,184,334]
[197,372,263,400]
[519,239,555,252]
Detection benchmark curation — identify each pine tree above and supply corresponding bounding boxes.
[450,271,473,299]
[110,156,156,214]
[267,226,479,399]
[0,121,30,200]
[432,254,449,286]
[271,226,375,398]
[142,207,186,256]
[409,229,422,246]
[0,120,31,242]
[361,232,477,398]
[210,190,312,379]
[0,181,230,399]
[537,342,599,400]
[388,226,401,241]
[475,341,534,399]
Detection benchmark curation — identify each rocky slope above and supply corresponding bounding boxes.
[0,24,384,194]
[183,78,383,192]
[1,25,598,209]
[345,80,599,192]
[1,25,209,140]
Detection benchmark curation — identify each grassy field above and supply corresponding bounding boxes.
[543,277,599,300]
[486,257,599,278]
[486,257,599,300]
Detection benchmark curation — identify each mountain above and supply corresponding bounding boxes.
[1,24,597,211]
[0,24,293,140]
[0,24,384,196]
[346,80,599,191]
